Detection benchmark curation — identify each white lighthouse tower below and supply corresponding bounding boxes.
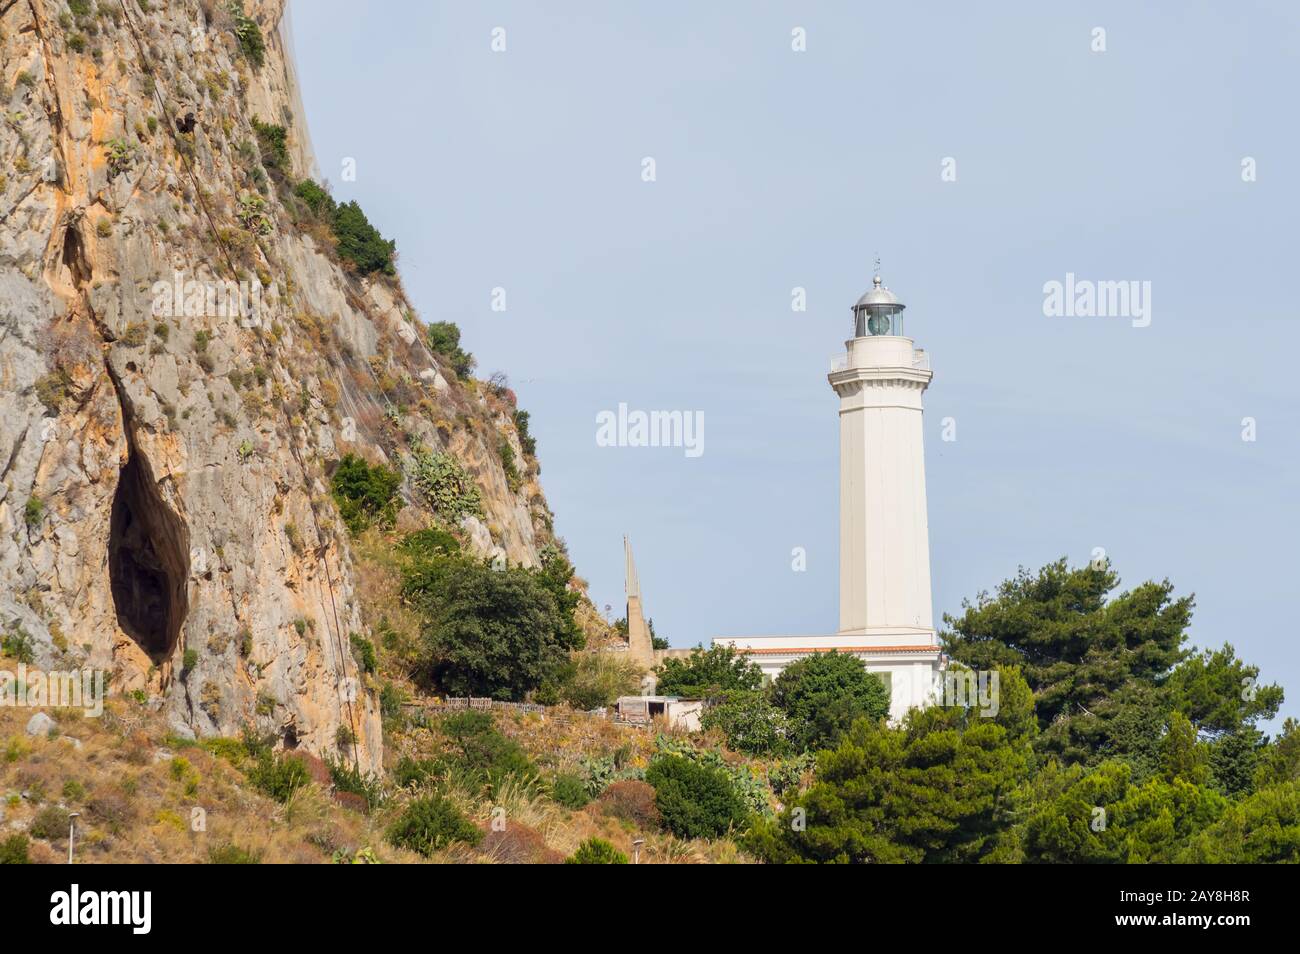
[832,274,935,639]
[715,272,943,721]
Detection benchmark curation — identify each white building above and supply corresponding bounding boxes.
[715,274,945,721]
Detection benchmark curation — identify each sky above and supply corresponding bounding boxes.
[291,1,1300,723]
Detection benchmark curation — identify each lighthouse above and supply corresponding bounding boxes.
[715,272,944,721]
[831,274,936,639]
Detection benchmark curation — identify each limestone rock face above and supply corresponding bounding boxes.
[0,0,557,774]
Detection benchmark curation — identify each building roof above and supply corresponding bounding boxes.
[737,644,940,655]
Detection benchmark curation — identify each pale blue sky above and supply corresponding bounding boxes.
[292,1,1300,723]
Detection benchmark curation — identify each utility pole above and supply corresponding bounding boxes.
[67,811,80,864]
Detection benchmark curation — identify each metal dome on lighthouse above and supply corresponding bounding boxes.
[853,273,906,337]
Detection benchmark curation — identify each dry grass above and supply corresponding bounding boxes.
[0,664,398,864]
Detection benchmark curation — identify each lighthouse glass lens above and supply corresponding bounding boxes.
[868,313,890,335]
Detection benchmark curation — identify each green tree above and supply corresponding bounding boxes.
[1167,643,1283,736]
[771,651,890,752]
[748,667,1036,864]
[1255,718,1300,789]
[655,644,763,698]
[1180,781,1300,863]
[943,559,1196,765]
[1159,711,1211,785]
[404,558,572,700]
[533,546,584,650]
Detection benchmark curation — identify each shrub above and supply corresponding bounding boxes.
[1,627,34,664]
[595,780,660,829]
[251,119,288,172]
[551,772,590,810]
[513,409,536,457]
[230,1,265,68]
[336,725,356,749]
[700,689,791,756]
[398,528,461,560]
[0,835,30,864]
[644,755,748,840]
[29,805,68,841]
[208,842,262,864]
[436,711,537,791]
[480,823,563,863]
[772,651,890,751]
[332,200,395,275]
[408,450,482,522]
[331,453,403,534]
[426,321,474,378]
[498,437,520,491]
[182,648,198,673]
[23,495,44,529]
[294,178,335,218]
[386,796,481,856]
[104,137,133,177]
[559,653,642,710]
[34,370,71,412]
[245,737,311,804]
[350,633,377,674]
[565,837,627,864]
[61,779,87,802]
[379,681,406,720]
[655,644,763,698]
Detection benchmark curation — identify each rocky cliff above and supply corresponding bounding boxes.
[0,0,559,773]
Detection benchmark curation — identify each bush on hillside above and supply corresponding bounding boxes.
[595,780,660,829]
[644,755,748,840]
[700,689,792,756]
[557,652,642,710]
[398,528,461,560]
[426,321,475,379]
[251,119,288,172]
[294,178,336,218]
[331,453,403,534]
[551,772,590,810]
[0,835,29,864]
[332,200,395,275]
[435,711,537,791]
[407,450,483,523]
[386,796,481,856]
[565,837,627,864]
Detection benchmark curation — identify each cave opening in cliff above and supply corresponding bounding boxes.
[108,451,190,664]
[61,225,92,287]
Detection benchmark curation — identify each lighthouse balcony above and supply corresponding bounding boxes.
[830,345,929,373]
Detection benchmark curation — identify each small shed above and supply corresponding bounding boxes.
[614,695,703,731]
